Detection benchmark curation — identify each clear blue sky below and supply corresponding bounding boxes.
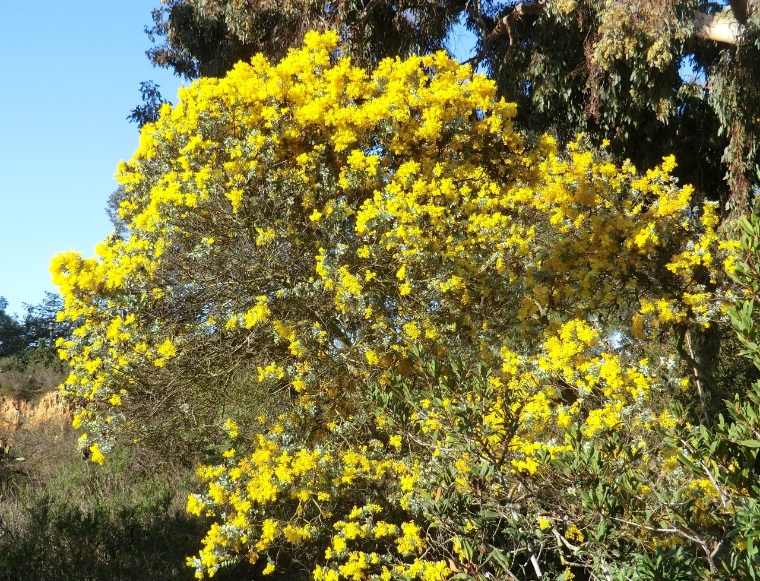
[0,3,475,317]
[0,1,183,316]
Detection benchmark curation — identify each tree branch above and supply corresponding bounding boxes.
[463,1,543,67]
[486,1,544,47]
[693,11,744,45]
[729,0,749,25]
[481,2,746,51]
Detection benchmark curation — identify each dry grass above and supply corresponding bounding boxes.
[0,416,262,580]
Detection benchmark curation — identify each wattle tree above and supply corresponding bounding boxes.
[53,32,743,578]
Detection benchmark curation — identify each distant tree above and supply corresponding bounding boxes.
[0,293,73,360]
[0,298,24,358]
[22,292,74,347]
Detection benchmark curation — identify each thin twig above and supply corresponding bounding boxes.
[530,553,542,578]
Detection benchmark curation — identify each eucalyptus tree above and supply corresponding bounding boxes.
[139,1,758,210]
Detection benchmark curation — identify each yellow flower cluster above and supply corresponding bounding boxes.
[186,412,443,579]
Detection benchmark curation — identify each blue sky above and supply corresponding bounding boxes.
[0,3,476,317]
[0,2,184,315]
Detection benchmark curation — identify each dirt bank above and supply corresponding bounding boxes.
[0,391,71,438]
